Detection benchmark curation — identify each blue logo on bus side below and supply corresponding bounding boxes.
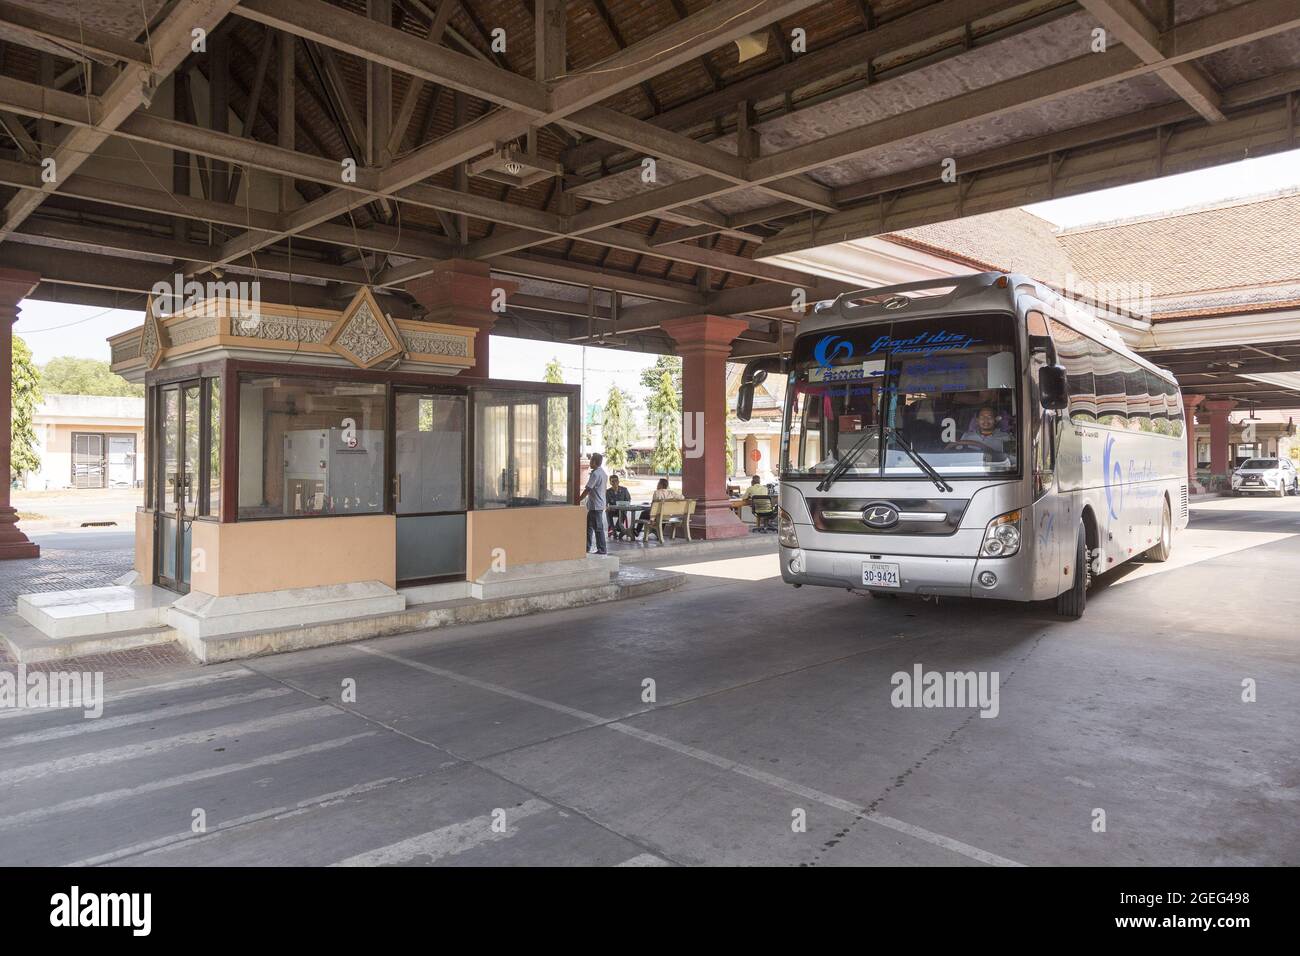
[814,335,853,369]
[1103,435,1123,520]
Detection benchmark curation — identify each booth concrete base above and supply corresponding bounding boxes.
[1,556,676,665]
[167,581,406,640]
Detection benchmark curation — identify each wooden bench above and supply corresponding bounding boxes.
[633,498,695,542]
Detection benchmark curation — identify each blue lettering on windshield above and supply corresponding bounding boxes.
[867,330,981,356]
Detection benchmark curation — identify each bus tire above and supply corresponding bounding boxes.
[1145,498,1173,562]
[1055,524,1088,619]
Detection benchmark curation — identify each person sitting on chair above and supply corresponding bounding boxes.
[606,473,632,538]
[739,474,764,501]
[638,478,683,522]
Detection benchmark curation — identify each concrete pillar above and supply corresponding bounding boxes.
[661,315,750,540]
[405,259,517,377]
[743,434,758,477]
[1203,398,1238,488]
[1182,393,1204,493]
[0,268,41,559]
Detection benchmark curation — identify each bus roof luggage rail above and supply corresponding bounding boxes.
[814,272,1003,320]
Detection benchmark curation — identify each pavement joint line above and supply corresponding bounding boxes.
[0,704,343,787]
[243,657,687,868]
[0,731,378,831]
[352,643,1024,867]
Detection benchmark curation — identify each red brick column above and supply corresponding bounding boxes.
[661,314,750,540]
[0,268,40,559]
[1204,398,1238,488]
[1182,393,1204,493]
[405,259,518,377]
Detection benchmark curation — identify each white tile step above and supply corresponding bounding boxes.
[17,585,178,639]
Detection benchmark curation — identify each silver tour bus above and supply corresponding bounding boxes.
[736,273,1189,617]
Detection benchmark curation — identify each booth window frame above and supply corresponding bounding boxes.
[141,358,581,524]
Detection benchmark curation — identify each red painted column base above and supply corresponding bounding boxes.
[0,508,39,558]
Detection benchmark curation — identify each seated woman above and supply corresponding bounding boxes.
[638,478,683,522]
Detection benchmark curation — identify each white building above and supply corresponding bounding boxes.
[25,394,146,491]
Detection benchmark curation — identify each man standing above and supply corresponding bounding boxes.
[577,452,609,555]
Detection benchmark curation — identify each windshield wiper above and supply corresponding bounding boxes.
[816,428,879,492]
[887,426,953,493]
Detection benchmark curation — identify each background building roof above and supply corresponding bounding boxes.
[885,189,1300,318]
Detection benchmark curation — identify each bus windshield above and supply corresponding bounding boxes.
[781,313,1021,480]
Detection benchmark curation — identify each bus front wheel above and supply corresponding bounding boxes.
[1055,523,1088,619]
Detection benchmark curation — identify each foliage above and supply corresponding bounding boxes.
[543,359,567,481]
[638,354,681,395]
[11,336,42,478]
[601,385,636,469]
[39,356,144,397]
[648,371,681,475]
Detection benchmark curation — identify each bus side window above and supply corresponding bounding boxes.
[1046,317,1096,424]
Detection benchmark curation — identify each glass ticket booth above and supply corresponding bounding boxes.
[146,361,577,594]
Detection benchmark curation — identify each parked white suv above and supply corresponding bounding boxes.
[1231,457,1299,496]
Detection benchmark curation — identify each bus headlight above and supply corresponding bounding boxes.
[778,509,799,548]
[981,510,1021,557]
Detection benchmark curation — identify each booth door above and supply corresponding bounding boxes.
[156,381,201,592]
[393,390,467,584]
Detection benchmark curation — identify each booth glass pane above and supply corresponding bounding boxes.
[395,393,465,514]
[162,388,179,511]
[544,395,569,502]
[183,384,200,516]
[238,376,386,518]
[473,390,570,508]
[206,378,221,515]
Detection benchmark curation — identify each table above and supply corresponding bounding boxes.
[608,501,649,540]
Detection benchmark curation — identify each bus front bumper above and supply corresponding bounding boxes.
[779,545,1034,601]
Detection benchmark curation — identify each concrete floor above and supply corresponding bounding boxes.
[1,496,1297,866]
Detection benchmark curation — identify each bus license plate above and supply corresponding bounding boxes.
[862,562,901,588]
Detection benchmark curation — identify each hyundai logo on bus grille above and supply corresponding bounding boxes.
[862,503,900,528]
[882,295,910,310]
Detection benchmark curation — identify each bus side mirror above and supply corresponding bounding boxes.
[737,383,755,422]
[1039,365,1068,410]
[736,359,780,422]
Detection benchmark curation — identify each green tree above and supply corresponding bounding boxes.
[648,371,681,475]
[40,356,143,397]
[639,354,681,395]
[601,385,635,469]
[11,335,41,480]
